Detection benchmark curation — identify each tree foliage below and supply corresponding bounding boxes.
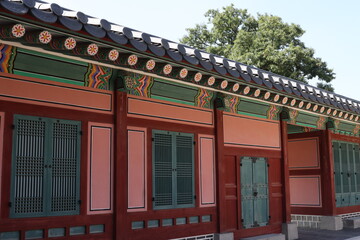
[180,5,335,91]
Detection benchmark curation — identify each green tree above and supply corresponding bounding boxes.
[180,4,335,91]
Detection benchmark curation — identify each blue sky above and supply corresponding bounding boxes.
[50,0,360,100]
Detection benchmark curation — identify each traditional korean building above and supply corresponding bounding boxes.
[0,1,359,240]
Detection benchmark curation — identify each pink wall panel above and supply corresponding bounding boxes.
[223,113,281,149]
[199,135,216,207]
[0,73,112,113]
[290,176,321,207]
[0,112,4,211]
[127,96,213,126]
[88,123,113,214]
[128,127,147,211]
[288,138,320,169]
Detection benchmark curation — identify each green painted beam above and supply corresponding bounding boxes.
[14,50,87,83]
[152,78,198,104]
[238,98,270,118]
[13,70,84,86]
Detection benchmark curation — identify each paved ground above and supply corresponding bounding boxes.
[298,227,360,240]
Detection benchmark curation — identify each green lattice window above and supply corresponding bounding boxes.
[152,130,194,210]
[10,115,81,218]
[333,141,360,207]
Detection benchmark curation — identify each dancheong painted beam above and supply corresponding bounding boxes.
[0,0,360,240]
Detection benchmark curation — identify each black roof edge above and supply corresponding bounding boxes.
[1,0,359,116]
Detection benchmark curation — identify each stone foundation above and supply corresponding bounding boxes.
[291,214,321,229]
[172,234,215,240]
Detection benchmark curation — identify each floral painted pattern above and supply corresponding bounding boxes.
[87,43,99,56]
[207,76,215,86]
[146,59,156,70]
[127,54,138,66]
[64,37,76,50]
[11,24,25,38]
[108,49,119,61]
[232,83,240,92]
[179,68,188,78]
[163,64,172,75]
[39,31,52,44]
[194,72,202,82]
[220,80,228,89]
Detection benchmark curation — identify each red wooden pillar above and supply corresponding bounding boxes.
[214,108,226,233]
[280,120,291,223]
[322,129,336,215]
[114,90,128,240]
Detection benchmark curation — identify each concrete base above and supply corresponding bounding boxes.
[319,216,343,230]
[240,233,285,240]
[214,232,234,240]
[282,223,298,240]
[343,217,360,229]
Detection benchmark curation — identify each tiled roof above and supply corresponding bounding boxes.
[1,0,360,115]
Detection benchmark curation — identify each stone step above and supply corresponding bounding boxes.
[343,217,360,229]
[240,233,285,240]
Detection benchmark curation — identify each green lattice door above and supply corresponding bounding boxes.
[241,157,269,228]
[333,141,360,207]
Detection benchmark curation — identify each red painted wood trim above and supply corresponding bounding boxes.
[268,158,284,226]
[336,205,360,215]
[0,72,110,94]
[126,207,217,220]
[80,120,89,216]
[323,129,336,215]
[146,127,152,213]
[288,130,322,140]
[291,207,325,215]
[0,112,13,218]
[194,133,200,208]
[280,120,291,223]
[114,91,128,240]
[0,72,113,113]
[236,156,242,230]
[224,146,281,158]
[0,99,113,124]
[330,132,360,144]
[214,109,226,233]
[289,169,322,175]
[0,112,3,216]
[127,117,214,135]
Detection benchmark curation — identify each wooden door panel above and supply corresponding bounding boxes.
[223,155,238,231]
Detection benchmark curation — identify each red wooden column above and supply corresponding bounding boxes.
[280,120,291,223]
[114,90,128,240]
[322,129,336,215]
[214,107,226,233]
